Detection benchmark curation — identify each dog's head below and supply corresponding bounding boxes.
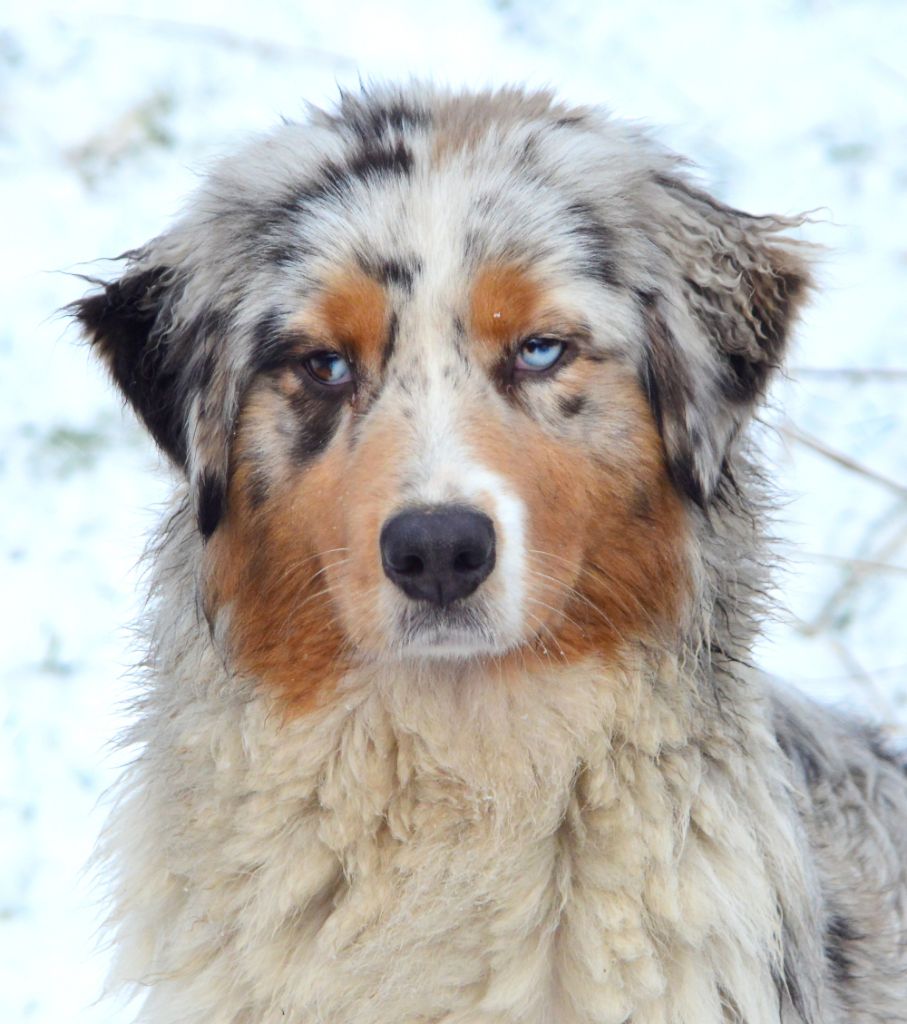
[73,86,810,704]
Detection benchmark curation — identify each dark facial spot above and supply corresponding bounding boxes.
[264,243,299,266]
[288,390,345,466]
[359,255,421,293]
[558,393,587,418]
[347,140,413,183]
[197,469,227,539]
[246,464,271,510]
[566,202,621,287]
[260,137,415,225]
[631,485,654,520]
[382,259,418,290]
[340,97,432,144]
[381,311,398,371]
[251,309,289,374]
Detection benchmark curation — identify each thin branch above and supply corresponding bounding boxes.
[804,516,907,636]
[828,637,901,723]
[799,551,907,576]
[790,366,907,381]
[780,420,907,500]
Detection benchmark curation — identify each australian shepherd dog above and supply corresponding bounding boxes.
[72,85,907,1023]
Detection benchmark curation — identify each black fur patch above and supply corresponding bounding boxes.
[251,309,291,374]
[566,202,621,287]
[288,389,345,465]
[71,267,186,464]
[558,394,587,417]
[347,139,413,182]
[339,96,432,144]
[554,115,585,128]
[382,312,399,371]
[825,914,860,984]
[358,254,421,293]
[252,137,414,238]
[245,464,272,511]
[637,290,706,507]
[197,469,227,539]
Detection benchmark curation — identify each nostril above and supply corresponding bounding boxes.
[394,553,424,577]
[453,547,488,573]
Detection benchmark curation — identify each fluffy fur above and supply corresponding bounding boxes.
[73,84,907,1023]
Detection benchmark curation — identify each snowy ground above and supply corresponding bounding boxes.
[2,2,906,1020]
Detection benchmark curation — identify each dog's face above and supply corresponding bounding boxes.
[73,87,809,706]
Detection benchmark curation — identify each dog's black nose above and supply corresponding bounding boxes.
[380,507,496,607]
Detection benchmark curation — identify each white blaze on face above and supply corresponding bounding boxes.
[394,339,528,653]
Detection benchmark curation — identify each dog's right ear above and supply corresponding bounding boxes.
[72,265,188,465]
[71,262,234,539]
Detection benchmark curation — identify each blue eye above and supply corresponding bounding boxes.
[304,352,353,387]
[514,337,566,373]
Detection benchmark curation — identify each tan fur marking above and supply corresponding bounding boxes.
[467,365,688,664]
[204,389,349,715]
[468,263,546,360]
[311,266,389,368]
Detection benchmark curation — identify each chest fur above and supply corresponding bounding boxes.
[109,669,794,1024]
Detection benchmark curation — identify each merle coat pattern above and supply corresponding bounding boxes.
[73,85,907,1023]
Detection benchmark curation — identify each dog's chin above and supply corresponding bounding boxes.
[389,602,517,662]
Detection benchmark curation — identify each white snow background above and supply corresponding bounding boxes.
[2,1,906,1020]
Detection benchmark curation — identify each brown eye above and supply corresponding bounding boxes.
[514,337,566,373]
[303,352,353,387]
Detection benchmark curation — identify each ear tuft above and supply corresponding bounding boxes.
[197,468,227,540]
[641,174,814,505]
[70,262,236,539]
[70,266,186,464]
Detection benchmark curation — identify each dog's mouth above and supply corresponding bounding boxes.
[394,600,507,660]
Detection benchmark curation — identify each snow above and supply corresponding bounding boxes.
[1,2,906,1020]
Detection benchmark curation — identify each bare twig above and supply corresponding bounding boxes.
[804,516,907,636]
[780,420,907,500]
[799,551,907,576]
[790,366,907,381]
[828,637,901,723]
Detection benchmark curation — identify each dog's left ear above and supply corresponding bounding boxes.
[71,260,232,538]
[639,174,813,506]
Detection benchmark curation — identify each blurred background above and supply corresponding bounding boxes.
[1,1,906,1020]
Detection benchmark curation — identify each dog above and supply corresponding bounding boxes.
[72,84,907,1023]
